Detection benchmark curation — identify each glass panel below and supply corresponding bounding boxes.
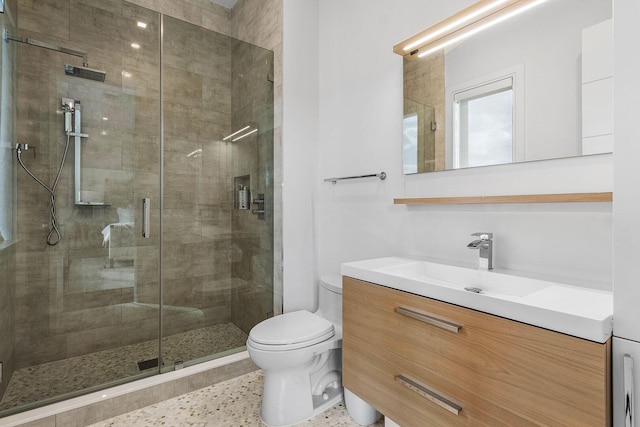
[0,2,161,415]
[403,99,436,174]
[161,16,274,369]
[403,113,418,174]
[0,1,275,417]
[0,0,18,413]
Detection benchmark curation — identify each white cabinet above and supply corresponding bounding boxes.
[582,18,613,155]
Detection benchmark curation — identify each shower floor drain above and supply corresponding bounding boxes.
[137,358,161,371]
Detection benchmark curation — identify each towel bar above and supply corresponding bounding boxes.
[323,171,387,184]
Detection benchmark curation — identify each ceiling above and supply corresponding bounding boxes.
[211,0,239,9]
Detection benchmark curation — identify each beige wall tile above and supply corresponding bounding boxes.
[17,0,70,39]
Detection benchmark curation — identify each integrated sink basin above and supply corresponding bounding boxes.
[376,260,551,298]
[341,257,613,343]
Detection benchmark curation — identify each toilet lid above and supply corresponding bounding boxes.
[249,310,335,347]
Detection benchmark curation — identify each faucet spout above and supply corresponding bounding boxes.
[466,239,483,248]
[467,232,493,270]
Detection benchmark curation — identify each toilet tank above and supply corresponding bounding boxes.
[316,274,343,325]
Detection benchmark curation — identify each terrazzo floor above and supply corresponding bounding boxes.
[88,370,385,427]
[0,323,248,413]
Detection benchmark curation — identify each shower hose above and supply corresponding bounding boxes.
[15,135,71,246]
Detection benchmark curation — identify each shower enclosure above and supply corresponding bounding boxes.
[0,0,274,416]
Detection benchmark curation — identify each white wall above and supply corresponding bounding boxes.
[282,0,320,311]
[613,0,640,342]
[281,0,615,313]
[313,0,613,291]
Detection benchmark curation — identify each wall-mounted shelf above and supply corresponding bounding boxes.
[394,192,613,205]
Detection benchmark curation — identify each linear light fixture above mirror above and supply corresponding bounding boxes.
[394,0,548,59]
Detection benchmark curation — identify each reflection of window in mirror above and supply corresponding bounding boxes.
[453,77,513,169]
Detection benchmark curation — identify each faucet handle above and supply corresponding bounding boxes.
[15,143,36,159]
[471,232,493,240]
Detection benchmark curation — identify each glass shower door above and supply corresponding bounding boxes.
[0,2,162,415]
[160,15,274,369]
[0,1,275,417]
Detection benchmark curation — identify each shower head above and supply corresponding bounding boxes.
[64,64,106,82]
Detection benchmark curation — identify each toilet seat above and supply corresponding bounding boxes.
[248,310,335,351]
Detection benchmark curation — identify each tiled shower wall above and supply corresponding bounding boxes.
[0,245,15,400]
[11,0,279,372]
[231,0,283,319]
[161,15,235,340]
[136,0,282,330]
[229,38,274,333]
[403,52,445,171]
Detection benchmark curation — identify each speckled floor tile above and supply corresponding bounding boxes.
[88,370,384,427]
[0,323,248,412]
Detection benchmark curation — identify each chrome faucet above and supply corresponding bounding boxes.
[467,232,493,270]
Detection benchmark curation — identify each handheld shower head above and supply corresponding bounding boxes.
[64,64,106,82]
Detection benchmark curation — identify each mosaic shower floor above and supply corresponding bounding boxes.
[0,323,248,413]
[89,370,385,427]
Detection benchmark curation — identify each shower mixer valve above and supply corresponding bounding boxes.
[15,143,36,159]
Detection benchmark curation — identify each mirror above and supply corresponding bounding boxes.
[403,0,612,174]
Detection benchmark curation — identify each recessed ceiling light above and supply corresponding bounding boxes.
[131,43,141,49]
[137,21,147,29]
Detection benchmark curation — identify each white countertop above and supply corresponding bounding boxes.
[341,257,613,343]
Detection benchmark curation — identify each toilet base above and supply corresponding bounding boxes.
[254,346,343,426]
[260,384,343,427]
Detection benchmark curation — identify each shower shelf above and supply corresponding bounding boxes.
[393,192,613,205]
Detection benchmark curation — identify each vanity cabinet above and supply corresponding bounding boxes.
[342,277,611,427]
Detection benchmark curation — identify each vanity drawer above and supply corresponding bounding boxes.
[342,277,611,427]
[344,331,534,426]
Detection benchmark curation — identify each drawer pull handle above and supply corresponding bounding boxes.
[396,375,462,416]
[395,306,461,333]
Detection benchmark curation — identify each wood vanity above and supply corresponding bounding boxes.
[342,277,611,426]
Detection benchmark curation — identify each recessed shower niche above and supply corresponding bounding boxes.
[235,175,251,210]
[0,1,274,416]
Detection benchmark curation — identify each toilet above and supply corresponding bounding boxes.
[247,274,343,426]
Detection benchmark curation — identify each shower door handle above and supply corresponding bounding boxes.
[142,198,150,238]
